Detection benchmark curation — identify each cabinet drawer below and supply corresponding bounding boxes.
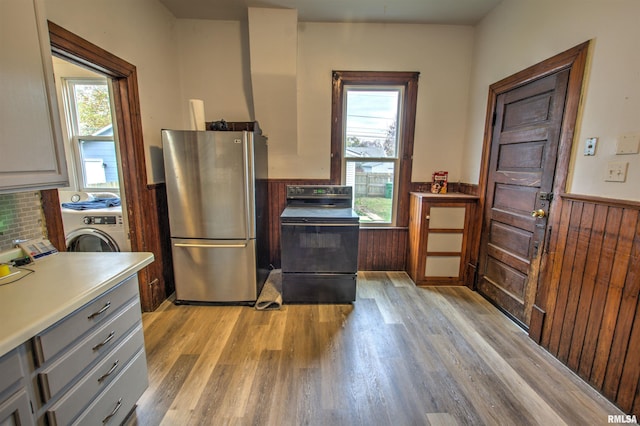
[70,350,148,426]
[38,299,142,402]
[45,325,145,425]
[34,275,138,365]
[0,349,24,395]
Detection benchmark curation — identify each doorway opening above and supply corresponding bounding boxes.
[52,57,130,252]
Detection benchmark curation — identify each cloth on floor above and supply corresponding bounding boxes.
[61,197,121,210]
[255,269,282,311]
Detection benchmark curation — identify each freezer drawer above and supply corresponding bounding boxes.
[171,238,258,303]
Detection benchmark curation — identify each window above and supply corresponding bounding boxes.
[331,71,419,227]
[63,78,119,190]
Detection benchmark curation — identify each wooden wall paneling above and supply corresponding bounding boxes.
[539,197,573,348]
[534,194,640,416]
[578,206,623,381]
[613,217,640,410]
[567,204,608,371]
[547,201,583,356]
[591,209,638,390]
[556,202,594,363]
[145,184,174,309]
[40,189,65,251]
[357,228,406,271]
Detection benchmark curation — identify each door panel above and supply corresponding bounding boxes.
[163,130,253,240]
[478,69,570,327]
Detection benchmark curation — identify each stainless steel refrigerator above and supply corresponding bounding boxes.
[161,124,269,304]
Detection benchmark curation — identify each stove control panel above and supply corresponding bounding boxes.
[286,185,352,198]
[286,185,353,207]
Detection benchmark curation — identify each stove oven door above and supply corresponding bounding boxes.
[280,221,359,273]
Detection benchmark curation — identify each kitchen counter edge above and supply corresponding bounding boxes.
[0,252,154,358]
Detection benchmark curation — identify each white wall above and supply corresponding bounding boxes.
[173,20,474,180]
[175,19,254,125]
[43,0,182,184]
[294,22,475,181]
[464,0,640,201]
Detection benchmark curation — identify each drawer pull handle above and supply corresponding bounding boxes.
[97,359,119,383]
[102,398,122,424]
[88,302,111,320]
[93,331,115,351]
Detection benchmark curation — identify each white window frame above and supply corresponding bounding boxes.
[341,85,405,226]
[62,77,119,191]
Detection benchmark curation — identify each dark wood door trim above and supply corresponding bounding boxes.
[473,41,592,338]
[41,22,165,311]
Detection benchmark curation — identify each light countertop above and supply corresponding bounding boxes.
[0,252,154,357]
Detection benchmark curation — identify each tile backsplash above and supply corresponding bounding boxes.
[0,192,46,251]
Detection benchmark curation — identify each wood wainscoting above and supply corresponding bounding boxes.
[267,179,406,271]
[531,193,640,417]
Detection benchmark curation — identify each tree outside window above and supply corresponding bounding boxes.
[64,78,119,190]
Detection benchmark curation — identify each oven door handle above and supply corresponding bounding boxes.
[281,223,360,227]
[174,243,248,248]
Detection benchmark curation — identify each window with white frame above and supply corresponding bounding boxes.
[343,87,402,224]
[63,78,119,190]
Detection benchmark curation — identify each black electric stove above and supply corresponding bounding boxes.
[280,185,360,303]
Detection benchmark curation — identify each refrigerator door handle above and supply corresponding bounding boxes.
[242,134,252,244]
[174,243,248,249]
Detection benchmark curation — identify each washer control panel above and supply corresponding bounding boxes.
[82,215,121,225]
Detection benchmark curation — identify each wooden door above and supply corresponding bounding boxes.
[477,69,570,328]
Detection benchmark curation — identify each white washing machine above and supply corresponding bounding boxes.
[61,207,130,252]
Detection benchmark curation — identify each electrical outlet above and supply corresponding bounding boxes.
[605,161,628,182]
[584,137,597,156]
[616,134,640,155]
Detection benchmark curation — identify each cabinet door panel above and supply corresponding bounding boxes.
[426,233,463,252]
[425,256,462,277]
[0,350,23,395]
[0,389,34,426]
[0,0,67,192]
[429,207,465,229]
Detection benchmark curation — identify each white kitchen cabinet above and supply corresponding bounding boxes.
[0,0,68,192]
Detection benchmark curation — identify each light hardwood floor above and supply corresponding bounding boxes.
[132,272,624,425]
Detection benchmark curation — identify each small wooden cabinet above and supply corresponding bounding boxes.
[0,0,68,192]
[407,192,478,286]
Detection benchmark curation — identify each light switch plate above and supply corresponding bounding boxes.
[605,161,628,182]
[616,134,640,155]
[584,137,597,156]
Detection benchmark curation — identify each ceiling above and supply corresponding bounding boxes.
[158,0,504,25]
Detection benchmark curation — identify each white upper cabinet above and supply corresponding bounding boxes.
[0,0,68,192]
